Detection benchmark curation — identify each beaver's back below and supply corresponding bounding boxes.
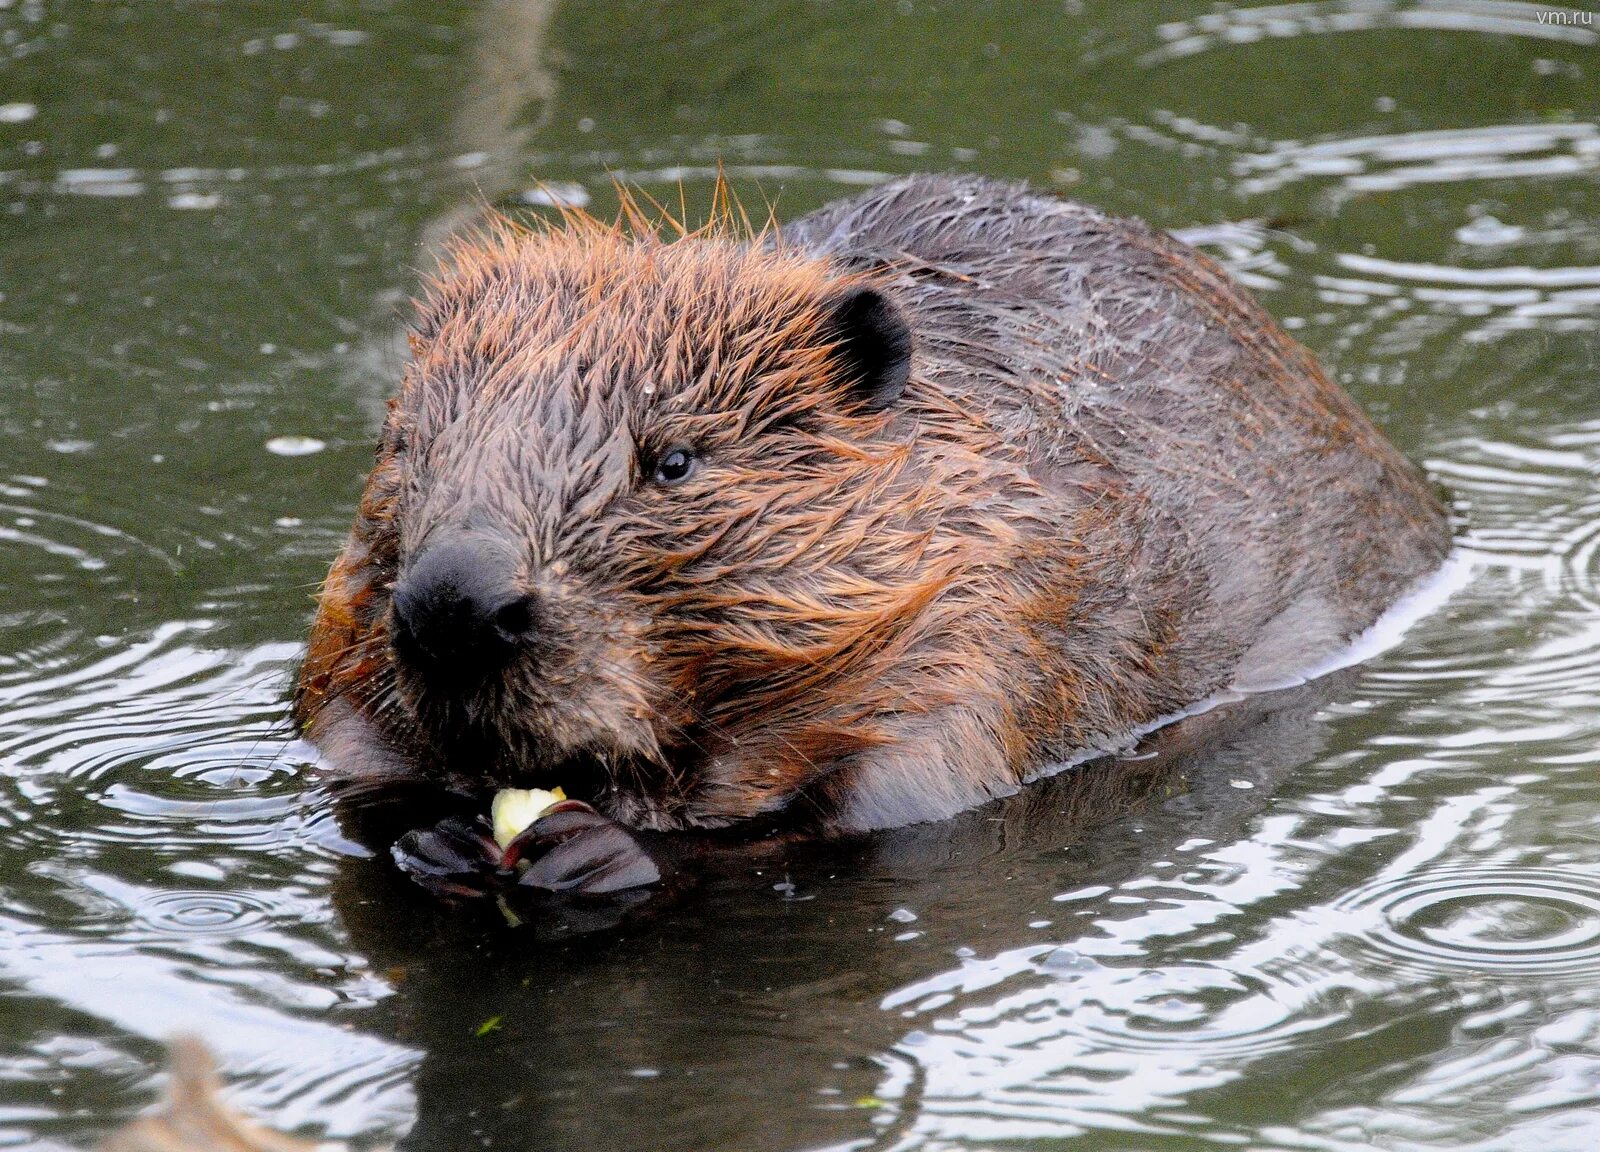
[787,175,1449,694]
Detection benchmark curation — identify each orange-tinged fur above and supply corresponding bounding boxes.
[295,175,1449,835]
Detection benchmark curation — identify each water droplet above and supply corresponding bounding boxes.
[1040,947,1101,974]
[520,182,591,209]
[1456,215,1527,247]
[265,436,326,457]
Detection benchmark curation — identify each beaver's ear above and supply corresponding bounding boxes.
[821,286,912,411]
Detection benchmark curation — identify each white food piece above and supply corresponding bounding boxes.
[491,787,566,850]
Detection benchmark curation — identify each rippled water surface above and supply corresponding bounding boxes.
[3,2,1599,1149]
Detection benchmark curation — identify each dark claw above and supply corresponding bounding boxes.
[506,804,662,894]
[498,801,604,868]
[391,815,505,899]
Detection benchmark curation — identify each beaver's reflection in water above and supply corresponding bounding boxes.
[324,671,1351,1152]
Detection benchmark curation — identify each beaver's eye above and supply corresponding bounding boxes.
[652,447,695,486]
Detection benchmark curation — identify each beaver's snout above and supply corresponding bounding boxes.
[391,535,536,678]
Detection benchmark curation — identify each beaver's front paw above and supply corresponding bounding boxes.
[500,801,663,894]
[391,814,506,900]
[391,801,661,902]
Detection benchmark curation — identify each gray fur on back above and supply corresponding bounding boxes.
[786,174,1447,694]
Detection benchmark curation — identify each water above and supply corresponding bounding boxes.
[2,1,1598,1148]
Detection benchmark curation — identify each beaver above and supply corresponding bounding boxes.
[293,174,1449,894]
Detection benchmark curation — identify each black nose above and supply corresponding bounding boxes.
[390,537,536,675]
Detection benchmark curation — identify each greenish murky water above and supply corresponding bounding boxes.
[3,1,1600,1148]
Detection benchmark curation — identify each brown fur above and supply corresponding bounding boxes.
[294,175,1449,833]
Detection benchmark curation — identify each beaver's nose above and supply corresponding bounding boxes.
[390,537,536,674]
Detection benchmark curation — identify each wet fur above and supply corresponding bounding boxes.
[294,175,1449,833]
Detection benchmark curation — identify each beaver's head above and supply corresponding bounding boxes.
[342,214,969,829]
